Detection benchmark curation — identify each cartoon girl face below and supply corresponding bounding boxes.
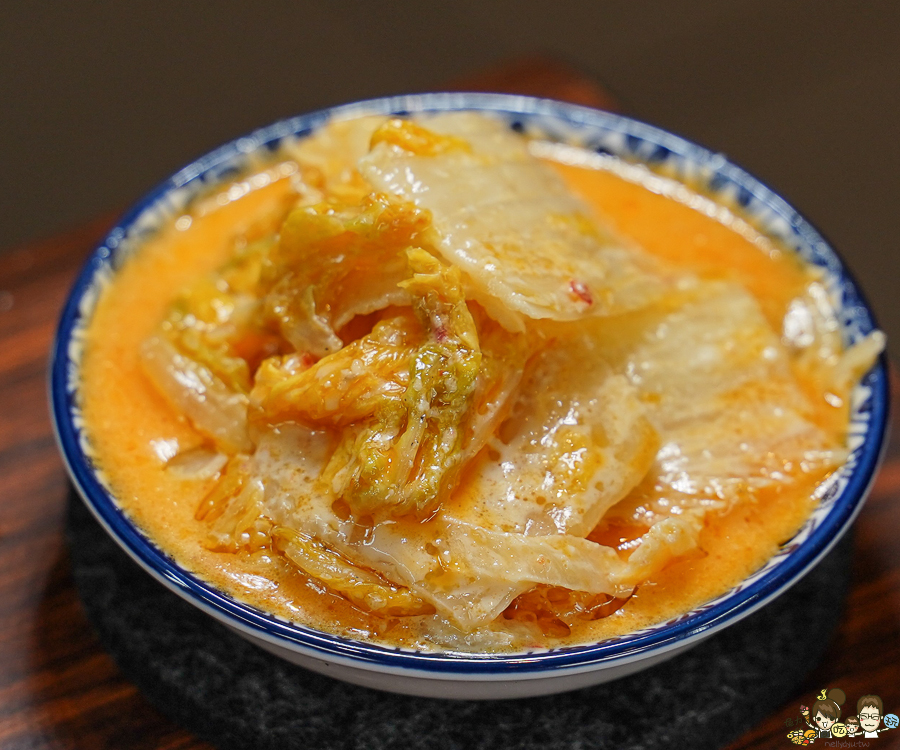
[814,712,835,730]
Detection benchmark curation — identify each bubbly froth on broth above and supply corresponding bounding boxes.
[79,112,884,652]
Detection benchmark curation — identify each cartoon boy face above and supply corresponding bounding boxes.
[845,720,860,736]
[859,706,882,733]
[814,712,835,731]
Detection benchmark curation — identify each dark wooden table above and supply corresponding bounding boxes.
[1,58,897,750]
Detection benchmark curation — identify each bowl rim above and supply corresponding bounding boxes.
[50,92,891,678]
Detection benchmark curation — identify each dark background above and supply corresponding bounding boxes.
[2,1,898,346]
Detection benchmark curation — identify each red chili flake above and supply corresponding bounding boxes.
[434,325,449,342]
[569,280,593,306]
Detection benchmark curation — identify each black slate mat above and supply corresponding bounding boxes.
[66,491,852,750]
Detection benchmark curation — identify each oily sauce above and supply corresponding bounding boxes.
[79,153,836,650]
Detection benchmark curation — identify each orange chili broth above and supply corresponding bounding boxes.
[79,153,836,650]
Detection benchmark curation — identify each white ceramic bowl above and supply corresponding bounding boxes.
[50,93,890,699]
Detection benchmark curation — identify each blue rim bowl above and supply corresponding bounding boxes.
[50,93,890,696]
